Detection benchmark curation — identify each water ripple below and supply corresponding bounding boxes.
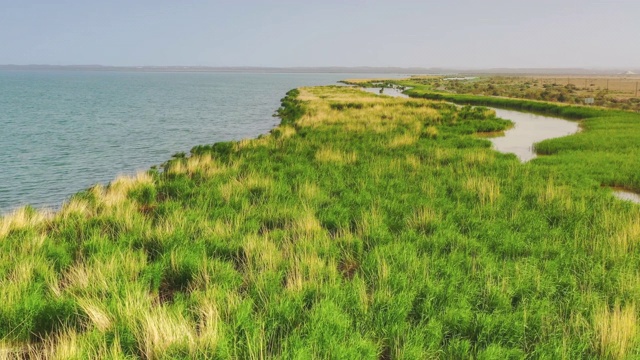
[0,71,398,214]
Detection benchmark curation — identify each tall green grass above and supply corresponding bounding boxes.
[1,86,640,359]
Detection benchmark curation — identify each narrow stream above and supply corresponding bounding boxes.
[613,189,640,204]
[488,108,578,162]
[361,87,409,98]
[361,87,640,204]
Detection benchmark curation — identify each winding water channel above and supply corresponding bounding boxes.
[488,108,578,162]
[362,87,640,204]
[613,189,640,204]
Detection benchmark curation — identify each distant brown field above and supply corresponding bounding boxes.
[515,75,640,98]
[342,75,640,111]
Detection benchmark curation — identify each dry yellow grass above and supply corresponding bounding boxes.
[356,206,384,237]
[424,125,438,139]
[295,88,442,152]
[297,181,321,202]
[388,133,418,148]
[243,234,282,273]
[0,342,20,360]
[166,160,186,175]
[536,179,574,212]
[140,307,197,360]
[407,207,439,233]
[59,199,93,218]
[234,135,273,151]
[1,263,37,306]
[63,250,147,297]
[196,298,222,351]
[42,329,81,360]
[204,217,237,239]
[463,150,494,166]
[240,172,274,192]
[274,125,297,140]
[0,207,52,239]
[186,153,220,176]
[610,215,640,255]
[315,147,357,165]
[104,172,153,205]
[77,298,113,332]
[285,252,337,292]
[218,179,242,203]
[404,155,421,169]
[594,303,638,359]
[529,75,640,96]
[292,210,323,237]
[465,177,501,205]
[167,153,231,177]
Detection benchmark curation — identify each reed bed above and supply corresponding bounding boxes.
[1,85,640,358]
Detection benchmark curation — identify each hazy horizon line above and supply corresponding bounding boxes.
[1,64,639,75]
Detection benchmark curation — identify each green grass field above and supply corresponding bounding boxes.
[1,84,640,359]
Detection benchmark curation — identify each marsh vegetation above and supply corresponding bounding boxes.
[399,75,640,112]
[1,84,640,359]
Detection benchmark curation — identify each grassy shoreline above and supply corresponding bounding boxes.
[2,84,640,359]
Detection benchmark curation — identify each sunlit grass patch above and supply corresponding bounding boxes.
[463,149,494,165]
[610,214,640,255]
[194,296,222,352]
[42,329,83,360]
[315,147,357,165]
[139,307,197,359]
[272,125,297,140]
[464,177,501,205]
[77,298,113,332]
[356,205,385,238]
[0,341,22,359]
[388,133,419,149]
[186,153,225,176]
[292,210,323,237]
[0,206,51,239]
[285,252,338,293]
[404,155,421,169]
[407,206,439,234]
[167,153,230,178]
[234,135,274,151]
[424,125,439,138]
[243,234,282,273]
[297,181,322,202]
[59,198,93,218]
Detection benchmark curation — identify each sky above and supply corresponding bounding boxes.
[1,0,639,69]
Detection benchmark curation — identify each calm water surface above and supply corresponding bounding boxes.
[0,71,403,214]
[489,108,579,162]
[613,189,640,204]
[361,87,409,98]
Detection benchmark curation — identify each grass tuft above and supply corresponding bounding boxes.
[594,303,638,359]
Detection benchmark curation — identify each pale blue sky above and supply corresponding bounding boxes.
[1,0,638,68]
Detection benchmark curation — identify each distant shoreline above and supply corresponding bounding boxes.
[1,64,639,76]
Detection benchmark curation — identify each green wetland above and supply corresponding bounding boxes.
[2,80,640,359]
[362,87,581,163]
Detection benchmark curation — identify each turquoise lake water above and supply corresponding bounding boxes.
[0,71,400,214]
